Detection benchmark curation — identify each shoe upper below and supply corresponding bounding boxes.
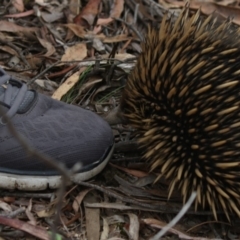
[0,69,114,176]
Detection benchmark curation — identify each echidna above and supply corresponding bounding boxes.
[121,8,240,220]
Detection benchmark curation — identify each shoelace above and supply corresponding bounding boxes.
[0,69,27,123]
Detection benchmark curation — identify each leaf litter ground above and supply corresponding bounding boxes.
[1,0,240,239]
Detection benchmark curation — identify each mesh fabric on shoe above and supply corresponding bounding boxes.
[0,69,113,176]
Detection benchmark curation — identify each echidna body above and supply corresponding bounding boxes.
[121,8,240,220]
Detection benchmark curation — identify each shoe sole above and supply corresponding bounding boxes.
[0,144,114,191]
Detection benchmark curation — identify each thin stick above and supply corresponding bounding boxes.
[150,191,197,240]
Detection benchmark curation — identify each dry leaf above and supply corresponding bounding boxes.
[0,216,50,240]
[74,0,102,27]
[100,217,109,240]
[36,206,55,218]
[37,36,56,57]
[72,188,92,213]
[97,0,124,25]
[127,213,139,240]
[110,163,149,177]
[61,43,87,62]
[25,199,37,226]
[84,194,100,240]
[64,23,86,38]
[0,45,19,56]
[69,0,81,15]
[12,0,24,12]
[52,67,87,100]
[169,1,240,26]
[0,21,37,33]
[103,35,132,43]
[41,11,64,23]
[0,200,12,212]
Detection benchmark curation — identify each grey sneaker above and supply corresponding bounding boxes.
[0,68,114,191]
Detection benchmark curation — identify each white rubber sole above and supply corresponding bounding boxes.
[0,145,114,191]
